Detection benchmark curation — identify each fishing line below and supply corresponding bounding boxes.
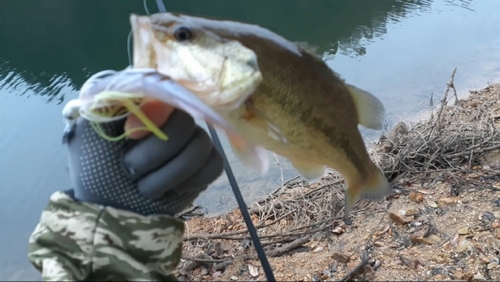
[149,1,275,281]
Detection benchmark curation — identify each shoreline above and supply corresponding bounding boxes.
[177,72,500,281]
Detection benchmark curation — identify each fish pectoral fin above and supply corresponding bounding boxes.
[227,132,270,175]
[346,84,386,130]
[243,101,288,145]
[291,161,325,183]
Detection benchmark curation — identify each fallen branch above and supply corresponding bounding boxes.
[212,234,313,271]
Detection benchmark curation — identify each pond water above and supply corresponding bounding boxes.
[1,0,500,279]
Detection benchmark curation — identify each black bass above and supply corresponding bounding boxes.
[130,12,392,218]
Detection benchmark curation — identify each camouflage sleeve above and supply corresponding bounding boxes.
[27,191,185,281]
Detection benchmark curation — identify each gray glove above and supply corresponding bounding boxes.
[64,110,224,216]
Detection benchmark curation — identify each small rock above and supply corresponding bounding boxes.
[248,264,259,278]
[457,237,474,252]
[431,267,443,275]
[231,276,238,280]
[495,199,500,207]
[488,262,498,270]
[438,197,459,206]
[331,252,350,263]
[312,246,324,253]
[409,191,424,203]
[495,228,500,239]
[483,211,495,221]
[212,271,222,278]
[389,212,409,225]
[427,200,438,208]
[495,211,500,218]
[474,273,485,280]
[458,226,469,235]
[492,222,500,229]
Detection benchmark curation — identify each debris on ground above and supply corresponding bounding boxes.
[177,71,500,281]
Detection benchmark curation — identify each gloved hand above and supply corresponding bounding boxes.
[64,108,224,216]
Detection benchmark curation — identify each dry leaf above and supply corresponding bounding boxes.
[450,233,459,246]
[389,212,409,225]
[405,208,421,216]
[331,252,350,263]
[409,191,424,203]
[437,197,459,206]
[374,224,390,237]
[410,234,434,245]
[427,234,441,244]
[399,255,421,269]
[331,226,345,235]
[312,246,323,253]
[454,270,465,279]
[248,264,259,277]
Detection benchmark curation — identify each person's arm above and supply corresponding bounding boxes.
[28,190,184,281]
[28,101,223,281]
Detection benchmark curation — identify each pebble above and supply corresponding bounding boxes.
[458,226,469,235]
[495,228,500,239]
[487,262,498,270]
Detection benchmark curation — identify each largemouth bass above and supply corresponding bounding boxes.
[130,12,392,218]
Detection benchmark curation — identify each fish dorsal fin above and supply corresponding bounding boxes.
[295,41,320,57]
[346,84,385,130]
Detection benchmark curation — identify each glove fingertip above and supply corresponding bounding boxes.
[137,179,170,200]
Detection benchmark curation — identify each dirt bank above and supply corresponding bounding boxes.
[176,72,500,281]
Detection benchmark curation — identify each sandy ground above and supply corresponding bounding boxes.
[176,81,500,281]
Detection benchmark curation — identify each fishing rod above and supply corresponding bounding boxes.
[151,1,275,281]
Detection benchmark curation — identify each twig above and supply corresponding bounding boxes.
[184,210,295,241]
[181,256,230,264]
[444,143,500,158]
[212,235,312,271]
[339,250,371,282]
[432,67,457,136]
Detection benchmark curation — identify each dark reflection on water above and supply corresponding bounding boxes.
[0,0,453,99]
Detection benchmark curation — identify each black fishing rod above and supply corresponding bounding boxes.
[152,1,275,281]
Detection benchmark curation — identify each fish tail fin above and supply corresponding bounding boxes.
[344,164,392,219]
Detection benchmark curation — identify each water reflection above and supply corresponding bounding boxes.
[0,0,453,99]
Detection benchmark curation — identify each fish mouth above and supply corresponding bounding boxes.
[130,14,156,68]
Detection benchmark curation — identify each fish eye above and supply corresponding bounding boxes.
[174,27,192,41]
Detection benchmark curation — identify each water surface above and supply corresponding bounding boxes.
[1,0,500,279]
